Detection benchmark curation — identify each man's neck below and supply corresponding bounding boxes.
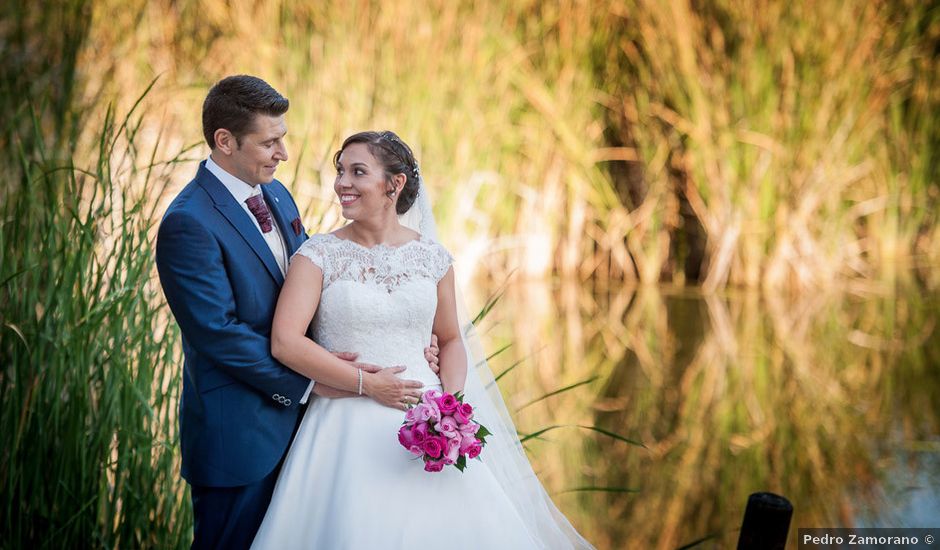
[208,152,257,188]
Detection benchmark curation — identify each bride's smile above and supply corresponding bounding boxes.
[338,193,360,205]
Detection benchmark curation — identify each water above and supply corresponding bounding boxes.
[476,279,940,549]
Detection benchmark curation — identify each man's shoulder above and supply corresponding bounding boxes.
[163,177,212,217]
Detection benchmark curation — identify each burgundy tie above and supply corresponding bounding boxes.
[245,194,273,233]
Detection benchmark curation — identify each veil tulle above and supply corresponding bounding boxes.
[399,181,594,550]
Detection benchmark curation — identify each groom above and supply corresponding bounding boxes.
[156,75,438,549]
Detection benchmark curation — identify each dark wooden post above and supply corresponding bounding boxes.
[737,492,793,550]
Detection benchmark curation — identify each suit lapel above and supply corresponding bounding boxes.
[195,163,285,286]
[262,185,300,256]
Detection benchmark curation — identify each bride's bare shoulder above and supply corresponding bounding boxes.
[399,227,421,244]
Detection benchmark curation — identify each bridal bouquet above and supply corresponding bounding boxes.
[398,389,491,473]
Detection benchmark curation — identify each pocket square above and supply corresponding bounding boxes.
[291,217,303,236]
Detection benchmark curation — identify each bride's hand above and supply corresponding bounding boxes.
[308,352,385,399]
[331,351,383,375]
[361,366,424,411]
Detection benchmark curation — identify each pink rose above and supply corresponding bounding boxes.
[421,389,442,405]
[412,399,440,423]
[422,436,444,459]
[466,439,483,459]
[434,416,459,439]
[454,402,474,424]
[409,403,435,423]
[424,459,445,473]
[458,421,480,436]
[443,436,461,465]
[398,426,424,456]
[459,432,476,454]
[398,425,415,448]
[412,422,429,443]
[438,393,459,414]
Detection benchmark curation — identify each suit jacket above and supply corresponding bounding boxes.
[156,160,309,487]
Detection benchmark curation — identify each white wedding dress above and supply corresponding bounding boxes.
[251,233,548,549]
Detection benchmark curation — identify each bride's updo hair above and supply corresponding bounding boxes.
[333,131,421,215]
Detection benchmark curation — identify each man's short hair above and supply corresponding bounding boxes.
[202,75,289,149]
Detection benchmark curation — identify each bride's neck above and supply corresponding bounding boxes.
[344,217,405,247]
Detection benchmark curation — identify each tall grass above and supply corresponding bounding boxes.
[594,0,939,289]
[0,104,192,547]
[0,102,191,548]
[0,4,191,544]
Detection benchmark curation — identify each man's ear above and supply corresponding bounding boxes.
[214,129,237,155]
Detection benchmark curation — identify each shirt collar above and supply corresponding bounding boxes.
[206,155,261,205]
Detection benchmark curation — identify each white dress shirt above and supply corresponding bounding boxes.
[206,156,315,403]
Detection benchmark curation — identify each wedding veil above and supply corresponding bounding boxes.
[399,181,594,550]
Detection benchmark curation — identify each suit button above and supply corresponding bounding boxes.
[273,393,280,400]
[284,399,292,406]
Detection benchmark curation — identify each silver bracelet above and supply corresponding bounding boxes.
[357,368,363,396]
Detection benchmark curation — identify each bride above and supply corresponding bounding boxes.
[251,131,592,549]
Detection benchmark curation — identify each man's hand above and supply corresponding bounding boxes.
[424,334,440,375]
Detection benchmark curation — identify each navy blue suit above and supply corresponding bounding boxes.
[156,161,310,548]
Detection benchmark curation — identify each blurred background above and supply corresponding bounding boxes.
[1,0,938,548]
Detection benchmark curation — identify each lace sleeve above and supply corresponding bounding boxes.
[291,234,330,278]
[430,241,454,282]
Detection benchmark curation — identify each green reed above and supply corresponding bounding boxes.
[0,71,191,550]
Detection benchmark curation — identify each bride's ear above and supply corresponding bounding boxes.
[392,173,406,195]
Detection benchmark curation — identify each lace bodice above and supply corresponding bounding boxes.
[291,233,453,387]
